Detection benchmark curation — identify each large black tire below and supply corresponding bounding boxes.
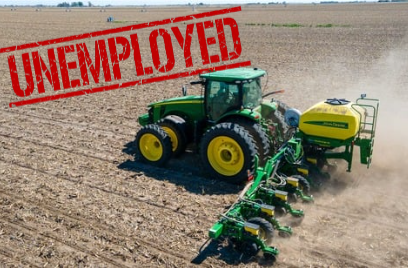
[158,115,187,157]
[227,118,271,165]
[200,122,257,184]
[292,175,311,195]
[135,124,172,166]
[247,217,274,246]
[271,101,292,144]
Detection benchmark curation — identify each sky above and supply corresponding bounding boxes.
[1,0,369,6]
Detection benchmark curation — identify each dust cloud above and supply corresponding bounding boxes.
[342,38,408,187]
[275,41,408,267]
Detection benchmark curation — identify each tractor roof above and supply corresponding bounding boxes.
[200,67,266,82]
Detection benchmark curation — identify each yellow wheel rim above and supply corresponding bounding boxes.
[161,126,178,152]
[207,136,244,176]
[139,133,163,161]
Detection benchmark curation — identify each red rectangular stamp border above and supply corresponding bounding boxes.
[4,6,248,108]
[0,6,241,54]
[9,61,252,107]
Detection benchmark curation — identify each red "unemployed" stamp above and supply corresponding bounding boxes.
[1,6,251,108]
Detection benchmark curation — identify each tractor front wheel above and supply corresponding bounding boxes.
[271,100,292,144]
[200,123,256,184]
[135,124,172,166]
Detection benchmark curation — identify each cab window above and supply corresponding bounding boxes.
[206,81,239,120]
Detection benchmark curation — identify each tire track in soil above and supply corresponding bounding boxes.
[0,155,217,227]
[2,129,404,267]
[0,216,130,268]
[5,113,406,211]
[3,132,406,231]
[1,156,367,267]
[1,108,208,180]
[0,232,62,268]
[0,152,223,224]
[0,109,133,138]
[0,131,118,164]
[0,190,207,268]
[0,220,44,266]
[0,130,232,217]
[1,107,139,133]
[3,123,408,205]
[0,137,231,266]
[0,124,215,193]
[0,247,41,268]
[1,100,141,129]
[6,130,403,267]
[0,160,222,266]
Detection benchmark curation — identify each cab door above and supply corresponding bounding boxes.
[205,81,240,121]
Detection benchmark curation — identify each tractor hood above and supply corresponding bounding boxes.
[148,95,203,107]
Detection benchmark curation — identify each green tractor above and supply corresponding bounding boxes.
[136,67,285,184]
[135,67,380,261]
[135,67,379,186]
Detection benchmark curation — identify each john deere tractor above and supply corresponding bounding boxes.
[135,67,380,260]
[135,67,379,186]
[136,68,285,184]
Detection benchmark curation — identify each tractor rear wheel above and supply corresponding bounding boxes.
[200,122,257,184]
[271,101,292,144]
[158,115,187,157]
[247,217,274,245]
[135,124,172,166]
[228,118,271,165]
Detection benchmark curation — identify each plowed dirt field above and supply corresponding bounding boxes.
[0,3,407,267]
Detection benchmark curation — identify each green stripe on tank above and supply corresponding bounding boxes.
[303,121,348,129]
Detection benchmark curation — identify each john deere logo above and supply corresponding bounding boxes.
[304,121,348,129]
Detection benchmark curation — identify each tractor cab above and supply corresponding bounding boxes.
[199,68,265,122]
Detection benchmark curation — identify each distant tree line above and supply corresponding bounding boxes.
[57,2,93,7]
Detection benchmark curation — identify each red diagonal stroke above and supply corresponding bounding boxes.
[0,6,241,54]
[9,60,251,107]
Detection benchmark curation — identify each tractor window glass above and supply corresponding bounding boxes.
[242,79,262,109]
[206,81,240,120]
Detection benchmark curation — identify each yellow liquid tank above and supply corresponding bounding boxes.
[299,99,365,140]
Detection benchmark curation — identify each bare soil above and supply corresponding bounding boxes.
[0,3,407,267]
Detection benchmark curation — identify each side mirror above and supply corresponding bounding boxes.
[182,85,187,96]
